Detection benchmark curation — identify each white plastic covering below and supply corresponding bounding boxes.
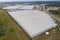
[19,5,34,10]
[8,10,57,38]
[2,5,34,10]
[2,5,23,10]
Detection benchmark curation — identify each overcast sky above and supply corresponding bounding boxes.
[0,0,60,2]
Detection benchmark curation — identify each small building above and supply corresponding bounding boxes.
[33,5,46,11]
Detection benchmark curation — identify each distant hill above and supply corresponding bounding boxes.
[0,1,60,5]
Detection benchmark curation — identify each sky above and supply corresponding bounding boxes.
[0,0,60,2]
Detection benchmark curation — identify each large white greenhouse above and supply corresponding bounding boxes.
[8,10,57,38]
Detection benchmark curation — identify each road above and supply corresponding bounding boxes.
[44,9,60,22]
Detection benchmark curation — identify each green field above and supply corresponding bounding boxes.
[0,10,19,40]
[49,10,60,18]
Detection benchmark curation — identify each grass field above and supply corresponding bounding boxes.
[0,10,20,40]
[49,10,60,18]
